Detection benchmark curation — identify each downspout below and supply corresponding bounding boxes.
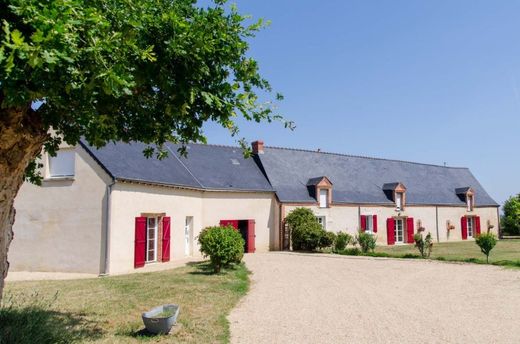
[497,207,501,238]
[358,206,361,230]
[101,178,116,275]
[435,206,440,243]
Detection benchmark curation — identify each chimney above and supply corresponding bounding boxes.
[252,140,264,154]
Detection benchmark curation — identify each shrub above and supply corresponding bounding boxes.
[286,208,325,251]
[198,226,245,273]
[334,232,352,252]
[319,231,337,249]
[475,232,497,263]
[356,231,377,253]
[413,232,433,258]
[342,247,361,256]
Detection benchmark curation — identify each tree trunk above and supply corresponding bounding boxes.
[0,104,47,302]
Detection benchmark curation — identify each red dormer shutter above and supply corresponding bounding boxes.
[360,215,367,232]
[373,215,378,233]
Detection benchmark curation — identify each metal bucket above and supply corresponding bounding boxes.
[142,304,180,335]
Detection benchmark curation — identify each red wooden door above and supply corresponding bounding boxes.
[247,220,256,253]
[134,217,147,268]
[219,220,239,230]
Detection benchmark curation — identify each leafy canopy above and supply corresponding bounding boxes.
[0,0,290,179]
[502,194,520,235]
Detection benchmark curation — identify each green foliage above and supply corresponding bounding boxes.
[286,208,325,251]
[319,231,337,249]
[334,231,351,252]
[342,247,361,256]
[413,232,434,258]
[355,231,377,253]
[502,194,520,235]
[0,291,95,344]
[475,232,498,263]
[0,0,291,181]
[198,226,244,273]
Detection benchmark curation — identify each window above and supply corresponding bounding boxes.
[467,217,474,238]
[48,150,75,177]
[319,189,328,208]
[394,218,404,243]
[395,192,403,210]
[467,195,473,211]
[146,217,158,262]
[316,216,326,229]
[366,215,374,233]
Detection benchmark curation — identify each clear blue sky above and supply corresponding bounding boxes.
[202,0,520,206]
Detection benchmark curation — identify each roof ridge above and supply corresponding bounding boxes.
[180,142,243,150]
[263,145,469,170]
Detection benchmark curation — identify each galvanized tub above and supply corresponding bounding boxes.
[142,304,180,335]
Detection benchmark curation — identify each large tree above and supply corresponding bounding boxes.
[0,0,287,300]
[502,194,520,235]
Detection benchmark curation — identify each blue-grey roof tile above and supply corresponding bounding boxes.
[257,146,498,207]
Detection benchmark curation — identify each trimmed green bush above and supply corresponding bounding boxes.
[334,232,352,252]
[286,208,325,251]
[319,231,337,249]
[413,232,433,258]
[356,231,377,253]
[475,232,497,263]
[198,226,245,273]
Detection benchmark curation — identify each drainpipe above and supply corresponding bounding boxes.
[497,207,501,238]
[435,206,440,243]
[358,206,361,230]
[101,179,116,275]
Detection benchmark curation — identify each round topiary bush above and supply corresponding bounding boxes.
[286,207,325,251]
[198,226,245,273]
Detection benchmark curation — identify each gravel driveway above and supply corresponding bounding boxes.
[228,252,520,344]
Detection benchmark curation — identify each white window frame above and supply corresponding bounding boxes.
[467,195,473,212]
[365,215,374,234]
[319,189,328,208]
[185,216,193,256]
[467,217,474,238]
[146,217,158,263]
[395,218,404,243]
[48,150,75,178]
[396,192,403,210]
[316,216,326,229]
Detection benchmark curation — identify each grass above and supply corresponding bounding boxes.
[374,239,520,263]
[1,262,249,344]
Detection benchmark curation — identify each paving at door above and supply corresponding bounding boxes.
[228,252,520,344]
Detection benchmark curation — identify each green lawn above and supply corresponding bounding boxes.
[375,239,520,263]
[1,262,249,344]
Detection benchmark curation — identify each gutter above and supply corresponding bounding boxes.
[101,178,116,276]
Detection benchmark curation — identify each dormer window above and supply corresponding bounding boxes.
[319,189,328,208]
[306,176,333,208]
[383,182,406,211]
[456,187,475,212]
[396,192,404,210]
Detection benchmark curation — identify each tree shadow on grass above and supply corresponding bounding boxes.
[0,306,103,344]
[186,261,215,275]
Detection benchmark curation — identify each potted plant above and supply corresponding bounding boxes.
[142,304,180,335]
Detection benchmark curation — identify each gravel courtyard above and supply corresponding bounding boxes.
[228,252,520,344]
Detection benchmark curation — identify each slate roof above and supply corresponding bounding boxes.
[256,146,498,207]
[80,141,273,192]
[306,176,331,186]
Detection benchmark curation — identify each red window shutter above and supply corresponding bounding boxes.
[162,216,171,262]
[247,219,256,253]
[386,218,395,245]
[406,217,415,243]
[134,217,147,268]
[360,215,367,232]
[475,216,481,236]
[373,215,378,233]
[219,220,239,230]
[461,216,468,240]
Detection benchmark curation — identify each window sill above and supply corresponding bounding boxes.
[44,176,75,182]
